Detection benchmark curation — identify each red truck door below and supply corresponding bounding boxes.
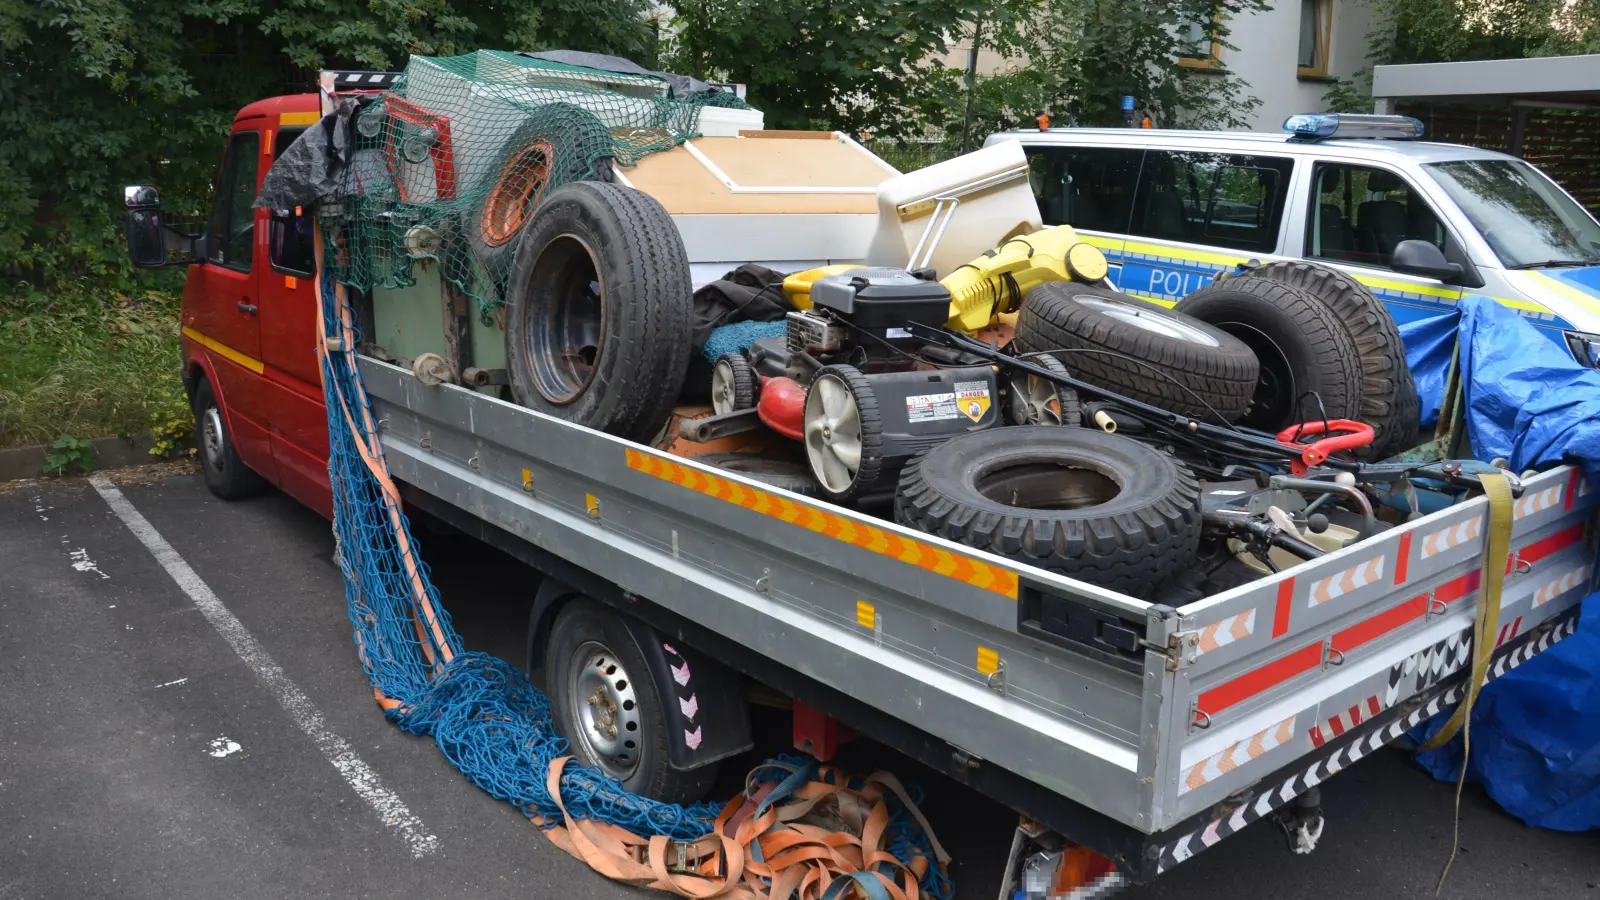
[258,114,334,518]
[185,120,276,482]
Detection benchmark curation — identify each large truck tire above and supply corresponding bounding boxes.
[504,181,692,443]
[894,427,1201,598]
[1014,282,1258,424]
[1175,276,1365,432]
[470,103,616,286]
[545,598,718,804]
[1233,261,1420,458]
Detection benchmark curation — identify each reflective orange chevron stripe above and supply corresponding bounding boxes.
[625,449,1019,598]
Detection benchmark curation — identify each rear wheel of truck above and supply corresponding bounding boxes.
[193,379,266,501]
[546,598,717,803]
[1233,261,1420,458]
[1014,282,1259,424]
[895,427,1201,599]
[504,181,692,443]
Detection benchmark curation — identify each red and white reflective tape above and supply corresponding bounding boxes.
[1308,556,1384,608]
[1534,564,1592,607]
[1195,609,1256,656]
[1420,515,1481,559]
[1514,483,1563,520]
[1309,695,1382,748]
[1180,715,1296,795]
[1494,616,1524,648]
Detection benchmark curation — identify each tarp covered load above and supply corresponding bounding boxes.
[1399,295,1600,830]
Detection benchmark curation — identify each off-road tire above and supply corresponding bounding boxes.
[505,181,691,443]
[894,427,1201,598]
[1234,261,1420,458]
[696,453,820,496]
[1176,276,1366,433]
[1015,283,1258,424]
[546,599,717,804]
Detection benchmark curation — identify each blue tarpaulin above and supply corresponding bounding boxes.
[1397,296,1600,830]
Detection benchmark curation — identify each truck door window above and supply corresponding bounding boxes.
[1130,150,1291,252]
[1306,162,1447,268]
[269,128,316,276]
[1026,146,1142,233]
[206,131,261,272]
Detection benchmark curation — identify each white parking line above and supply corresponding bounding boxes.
[89,475,440,858]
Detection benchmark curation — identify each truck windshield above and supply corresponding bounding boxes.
[1424,158,1600,269]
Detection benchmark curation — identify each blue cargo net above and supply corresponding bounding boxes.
[311,246,953,899]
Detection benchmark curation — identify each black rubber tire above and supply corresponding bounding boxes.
[546,598,716,804]
[894,427,1201,598]
[505,181,692,443]
[193,379,266,501]
[469,103,616,282]
[1015,282,1259,424]
[1176,276,1365,433]
[711,354,758,414]
[804,365,884,502]
[1234,261,1420,458]
[1006,351,1081,427]
[696,453,821,496]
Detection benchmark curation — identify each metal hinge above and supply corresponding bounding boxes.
[1151,631,1196,672]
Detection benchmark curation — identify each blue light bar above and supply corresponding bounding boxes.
[1283,113,1425,142]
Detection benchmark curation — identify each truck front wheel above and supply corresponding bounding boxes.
[545,598,716,803]
[193,378,265,501]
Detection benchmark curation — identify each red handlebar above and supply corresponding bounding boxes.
[1276,419,1375,474]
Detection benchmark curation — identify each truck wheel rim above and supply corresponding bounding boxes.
[805,375,862,494]
[481,140,553,247]
[523,234,605,406]
[1077,296,1220,347]
[1010,373,1065,425]
[711,359,738,414]
[202,406,226,472]
[568,641,642,779]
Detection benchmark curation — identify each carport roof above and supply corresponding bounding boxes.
[1373,54,1600,108]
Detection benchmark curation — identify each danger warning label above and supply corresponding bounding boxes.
[954,381,991,422]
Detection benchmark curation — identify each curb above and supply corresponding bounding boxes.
[0,434,176,482]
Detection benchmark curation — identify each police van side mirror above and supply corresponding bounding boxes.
[1391,239,1464,285]
[123,185,169,268]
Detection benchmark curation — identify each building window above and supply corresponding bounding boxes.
[1178,13,1222,71]
[1298,0,1332,79]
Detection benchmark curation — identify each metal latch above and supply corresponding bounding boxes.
[1154,631,1196,672]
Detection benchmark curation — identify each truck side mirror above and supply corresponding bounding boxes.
[123,185,169,268]
[1390,239,1463,285]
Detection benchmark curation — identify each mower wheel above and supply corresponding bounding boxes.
[711,354,758,415]
[1006,351,1081,427]
[895,427,1201,598]
[803,365,884,503]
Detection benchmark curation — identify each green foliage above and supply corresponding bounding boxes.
[0,285,183,449]
[43,435,96,477]
[0,0,658,292]
[1364,0,1600,67]
[662,0,983,140]
[148,388,196,459]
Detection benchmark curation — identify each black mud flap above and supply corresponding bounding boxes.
[616,615,754,772]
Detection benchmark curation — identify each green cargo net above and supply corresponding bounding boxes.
[320,50,748,323]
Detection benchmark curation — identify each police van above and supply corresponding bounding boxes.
[988,113,1600,366]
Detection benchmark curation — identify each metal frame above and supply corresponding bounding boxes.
[359,356,1596,882]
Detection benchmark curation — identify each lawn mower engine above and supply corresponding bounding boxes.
[715,268,1002,503]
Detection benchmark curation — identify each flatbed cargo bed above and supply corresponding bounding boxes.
[360,356,1594,881]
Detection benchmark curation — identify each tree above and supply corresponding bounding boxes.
[953,0,1270,138]
[0,0,656,289]
[661,0,985,140]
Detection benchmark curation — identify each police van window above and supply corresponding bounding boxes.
[1026,146,1142,233]
[1306,162,1447,268]
[1130,150,1292,253]
[269,127,316,275]
[206,131,261,272]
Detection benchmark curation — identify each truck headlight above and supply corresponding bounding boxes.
[1564,330,1600,368]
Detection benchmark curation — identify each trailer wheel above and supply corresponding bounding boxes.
[470,103,616,285]
[504,181,692,443]
[696,453,820,496]
[193,379,265,501]
[1233,261,1420,458]
[895,427,1200,598]
[1175,276,1364,432]
[546,599,716,803]
[1014,283,1258,424]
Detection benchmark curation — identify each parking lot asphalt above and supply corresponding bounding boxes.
[2,467,1596,900]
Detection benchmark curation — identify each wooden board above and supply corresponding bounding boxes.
[621,135,889,215]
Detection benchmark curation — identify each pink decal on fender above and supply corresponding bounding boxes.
[684,726,703,750]
[679,694,699,719]
[670,660,692,686]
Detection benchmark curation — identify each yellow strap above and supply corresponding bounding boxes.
[1419,471,1514,750]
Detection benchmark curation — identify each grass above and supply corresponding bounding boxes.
[0,285,185,450]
